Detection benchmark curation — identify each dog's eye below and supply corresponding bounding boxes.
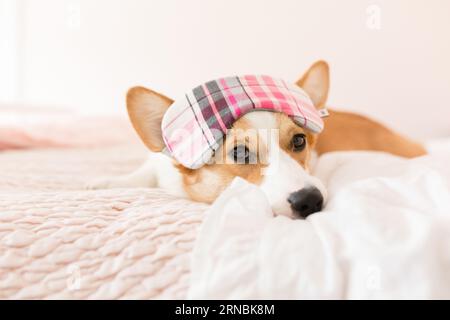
[230,145,251,164]
[291,134,306,152]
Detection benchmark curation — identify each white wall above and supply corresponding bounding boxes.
[5,0,450,139]
[0,0,20,102]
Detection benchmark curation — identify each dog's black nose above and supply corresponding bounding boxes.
[288,187,324,218]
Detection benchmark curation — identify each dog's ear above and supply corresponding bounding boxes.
[127,86,173,152]
[296,60,330,109]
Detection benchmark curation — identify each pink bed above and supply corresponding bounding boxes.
[0,108,208,299]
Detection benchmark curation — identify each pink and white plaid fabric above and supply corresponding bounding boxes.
[161,75,327,169]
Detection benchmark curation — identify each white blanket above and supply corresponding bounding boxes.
[188,146,450,299]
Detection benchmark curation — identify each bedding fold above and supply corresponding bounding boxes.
[189,150,450,299]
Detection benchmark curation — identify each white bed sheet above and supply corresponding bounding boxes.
[189,142,450,299]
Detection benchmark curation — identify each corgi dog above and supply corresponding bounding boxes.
[87,61,426,218]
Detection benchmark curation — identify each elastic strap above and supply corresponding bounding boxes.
[318,108,329,118]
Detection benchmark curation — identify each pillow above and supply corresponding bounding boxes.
[0,106,137,150]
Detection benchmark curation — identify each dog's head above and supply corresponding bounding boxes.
[127,61,329,218]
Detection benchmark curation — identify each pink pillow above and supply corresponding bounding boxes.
[0,106,138,150]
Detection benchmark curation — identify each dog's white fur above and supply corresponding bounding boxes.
[87,151,186,196]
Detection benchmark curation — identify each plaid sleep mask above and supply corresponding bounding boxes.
[161,75,328,169]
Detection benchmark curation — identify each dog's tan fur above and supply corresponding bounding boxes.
[316,109,426,157]
[127,86,174,152]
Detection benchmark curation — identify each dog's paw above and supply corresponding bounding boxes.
[85,177,118,190]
